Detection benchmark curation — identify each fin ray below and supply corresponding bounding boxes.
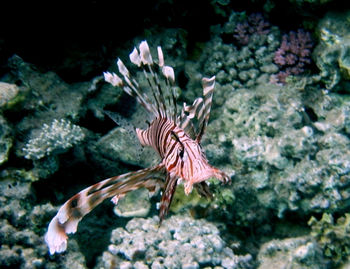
[179,76,215,141]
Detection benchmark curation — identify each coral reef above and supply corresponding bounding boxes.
[185,12,281,91]
[94,126,157,168]
[7,55,87,127]
[184,10,317,95]
[202,80,350,225]
[96,214,253,269]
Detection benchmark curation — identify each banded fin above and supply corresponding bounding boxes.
[180,76,215,142]
[159,174,178,224]
[158,180,212,224]
[45,164,165,255]
[104,41,177,120]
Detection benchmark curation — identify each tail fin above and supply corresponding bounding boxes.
[45,164,165,255]
[104,41,177,120]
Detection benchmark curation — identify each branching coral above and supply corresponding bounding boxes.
[23,119,85,160]
[273,29,313,83]
[233,13,270,45]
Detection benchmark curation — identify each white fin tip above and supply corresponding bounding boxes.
[129,47,141,67]
[162,66,175,83]
[157,46,164,67]
[117,59,130,77]
[139,40,153,65]
[103,72,123,87]
[45,216,68,255]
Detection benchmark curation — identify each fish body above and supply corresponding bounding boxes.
[45,41,230,255]
[137,117,228,193]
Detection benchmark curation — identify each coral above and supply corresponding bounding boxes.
[273,29,313,83]
[233,13,270,45]
[96,214,253,269]
[313,11,350,91]
[185,11,314,91]
[309,213,350,266]
[22,118,85,160]
[258,236,325,269]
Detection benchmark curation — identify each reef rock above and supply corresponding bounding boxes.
[258,236,326,269]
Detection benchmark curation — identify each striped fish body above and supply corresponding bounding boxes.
[45,40,230,255]
[137,117,228,194]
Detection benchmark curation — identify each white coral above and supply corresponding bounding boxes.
[23,119,85,160]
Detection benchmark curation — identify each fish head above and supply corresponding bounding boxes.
[165,133,230,188]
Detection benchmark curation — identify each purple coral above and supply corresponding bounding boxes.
[234,13,270,45]
[273,29,313,83]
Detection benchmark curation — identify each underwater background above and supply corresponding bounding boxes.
[1,0,350,268]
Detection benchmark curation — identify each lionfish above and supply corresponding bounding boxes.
[45,41,230,255]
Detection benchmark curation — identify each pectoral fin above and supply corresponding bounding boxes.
[159,174,178,224]
[45,164,165,255]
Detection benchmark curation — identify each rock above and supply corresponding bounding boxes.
[113,188,152,218]
[95,126,158,168]
[313,11,350,91]
[0,115,12,165]
[0,82,20,108]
